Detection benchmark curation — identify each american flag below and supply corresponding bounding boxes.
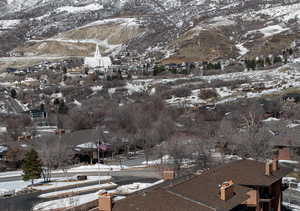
[99,143,110,151]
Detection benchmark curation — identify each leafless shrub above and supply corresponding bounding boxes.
[199,88,218,99]
[161,87,191,99]
[103,80,126,89]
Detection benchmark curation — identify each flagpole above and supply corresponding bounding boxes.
[98,137,101,185]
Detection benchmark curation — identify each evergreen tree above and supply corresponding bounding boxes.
[153,65,165,76]
[11,89,17,98]
[22,149,43,185]
[274,56,282,64]
[265,57,272,66]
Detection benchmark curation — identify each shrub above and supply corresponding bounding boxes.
[199,88,218,99]
[162,87,192,99]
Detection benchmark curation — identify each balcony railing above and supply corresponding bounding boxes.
[259,193,274,202]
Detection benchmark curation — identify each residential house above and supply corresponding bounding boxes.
[94,159,290,211]
[0,145,8,160]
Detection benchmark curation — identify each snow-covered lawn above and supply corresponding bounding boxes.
[39,182,117,198]
[0,170,23,178]
[0,176,111,193]
[69,164,128,172]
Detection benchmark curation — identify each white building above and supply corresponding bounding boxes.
[84,45,112,70]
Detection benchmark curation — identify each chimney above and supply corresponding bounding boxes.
[220,180,235,201]
[272,159,279,171]
[265,161,273,176]
[99,193,113,211]
[163,169,175,180]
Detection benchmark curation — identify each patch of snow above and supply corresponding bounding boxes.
[0,19,21,30]
[0,126,7,134]
[207,16,235,27]
[0,146,8,153]
[258,3,300,23]
[126,82,148,95]
[0,176,110,193]
[72,99,82,107]
[287,123,300,128]
[262,117,280,122]
[69,164,128,172]
[50,92,63,99]
[56,3,103,14]
[76,142,97,149]
[108,88,116,95]
[91,85,103,92]
[236,43,249,57]
[39,182,117,198]
[259,25,289,37]
[116,180,164,194]
[279,160,299,164]
[283,202,300,211]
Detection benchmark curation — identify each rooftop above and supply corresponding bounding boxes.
[96,160,291,211]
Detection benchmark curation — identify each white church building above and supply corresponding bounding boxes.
[84,44,112,70]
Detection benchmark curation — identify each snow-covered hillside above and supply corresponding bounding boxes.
[1,0,300,60]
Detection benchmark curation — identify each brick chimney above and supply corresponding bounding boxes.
[272,159,279,171]
[99,193,113,211]
[265,161,273,176]
[220,180,234,201]
[163,169,175,180]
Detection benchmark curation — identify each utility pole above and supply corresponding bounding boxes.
[98,137,101,185]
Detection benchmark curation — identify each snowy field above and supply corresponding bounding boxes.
[69,164,129,172]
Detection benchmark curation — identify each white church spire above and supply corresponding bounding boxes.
[94,44,102,58]
[84,44,112,69]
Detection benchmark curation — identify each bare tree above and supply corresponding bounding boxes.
[232,121,273,161]
[37,135,75,181]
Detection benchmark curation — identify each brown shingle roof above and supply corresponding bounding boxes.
[169,174,250,210]
[112,188,214,211]
[102,160,291,211]
[169,160,291,210]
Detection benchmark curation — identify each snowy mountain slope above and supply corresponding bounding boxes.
[12,17,145,56]
[1,0,300,61]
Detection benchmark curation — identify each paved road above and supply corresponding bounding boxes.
[0,174,159,211]
[0,168,161,182]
